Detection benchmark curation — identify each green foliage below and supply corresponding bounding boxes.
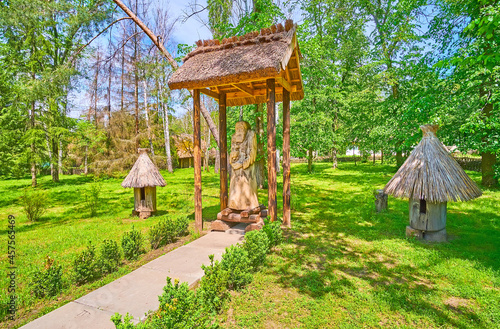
[84,180,101,217]
[262,219,284,248]
[96,239,121,275]
[242,230,269,271]
[21,188,48,221]
[73,243,100,285]
[31,257,63,298]
[220,245,253,290]
[198,255,230,314]
[121,227,145,261]
[149,216,189,249]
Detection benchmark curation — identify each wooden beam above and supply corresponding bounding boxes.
[266,78,277,222]
[219,92,228,211]
[199,88,219,100]
[193,89,203,232]
[232,83,254,96]
[277,77,292,92]
[282,89,291,228]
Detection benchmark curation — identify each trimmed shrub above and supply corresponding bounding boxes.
[97,239,121,274]
[198,255,229,314]
[220,245,252,290]
[31,257,63,298]
[111,278,216,329]
[262,219,284,248]
[73,243,100,284]
[21,188,48,222]
[149,216,189,249]
[242,230,269,271]
[122,227,145,261]
[85,181,101,217]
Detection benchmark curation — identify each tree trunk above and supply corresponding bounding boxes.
[30,101,37,187]
[215,149,220,174]
[143,80,154,155]
[84,144,89,175]
[254,103,265,188]
[480,90,497,187]
[204,124,210,172]
[52,139,59,182]
[161,85,173,173]
[58,140,63,176]
[45,128,54,178]
[308,148,313,173]
[332,147,338,169]
[381,148,384,164]
[373,149,376,164]
[396,150,403,167]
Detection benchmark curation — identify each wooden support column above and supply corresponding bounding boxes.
[267,79,277,222]
[282,89,291,227]
[193,89,203,232]
[219,92,228,211]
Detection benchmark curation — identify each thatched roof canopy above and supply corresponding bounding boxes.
[384,125,482,203]
[121,148,166,188]
[168,20,304,107]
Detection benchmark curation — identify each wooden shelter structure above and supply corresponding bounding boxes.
[384,125,482,242]
[122,148,166,219]
[168,20,304,231]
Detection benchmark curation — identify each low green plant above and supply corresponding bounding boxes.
[85,181,101,217]
[20,188,48,221]
[121,227,145,261]
[198,255,230,314]
[262,219,284,248]
[111,278,217,329]
[97,239,121,274]
[149,216,189,249]
[73,243,100,284]
[31,257,63,298]
[220,245,252,290]
[242,230,269,271]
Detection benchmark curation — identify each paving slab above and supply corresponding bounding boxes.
[20,224,247,329]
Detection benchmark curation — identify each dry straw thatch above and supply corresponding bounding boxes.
[121,148,166,188]
[168,20,298,91]
[384,125,482,203]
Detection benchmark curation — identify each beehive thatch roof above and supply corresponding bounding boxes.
[168,20,304,107]
[121,149,166,188]
[384,125,482,203]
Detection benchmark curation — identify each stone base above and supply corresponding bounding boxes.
[245,218,264,232]
[211,220,237,231]
[132,209,153,219]
[406,225,447,242]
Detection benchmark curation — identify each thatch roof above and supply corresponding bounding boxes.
[121,148,166,188]
[168,20,304,107]
[383,125,482,203]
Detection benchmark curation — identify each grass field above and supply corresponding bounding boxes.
[219,162,500,328]
[1,162,499,328]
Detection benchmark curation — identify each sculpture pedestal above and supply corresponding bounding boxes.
[213,205,267,232]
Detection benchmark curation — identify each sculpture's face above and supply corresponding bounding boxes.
[233,123,247,144]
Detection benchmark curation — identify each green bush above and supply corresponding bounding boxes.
[97,239,121,274]
[220,245,252,290]
[21,188,48,222]
[149,216,189,249]
[85,181,101,217]
[262,219,284,248]
[73,243,100,284]
[31,257,63,298]
[198,255,229,314]
[242,230,269,271]
[111,278,216,329]
[121,227,145,261]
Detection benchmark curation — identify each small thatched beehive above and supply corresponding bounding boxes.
[122,148,166,219]
[384,125,482,242]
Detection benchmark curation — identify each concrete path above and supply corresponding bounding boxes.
[21,224,246,329]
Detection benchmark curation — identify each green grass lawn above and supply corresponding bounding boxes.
[219,162,500,328]
[0,167,222,328]
[1,162,499,328]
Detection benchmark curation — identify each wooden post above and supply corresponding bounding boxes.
[282,89,291,227]
[267,79,277,222]
[219,92,228,211]
[193,89,203,232]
